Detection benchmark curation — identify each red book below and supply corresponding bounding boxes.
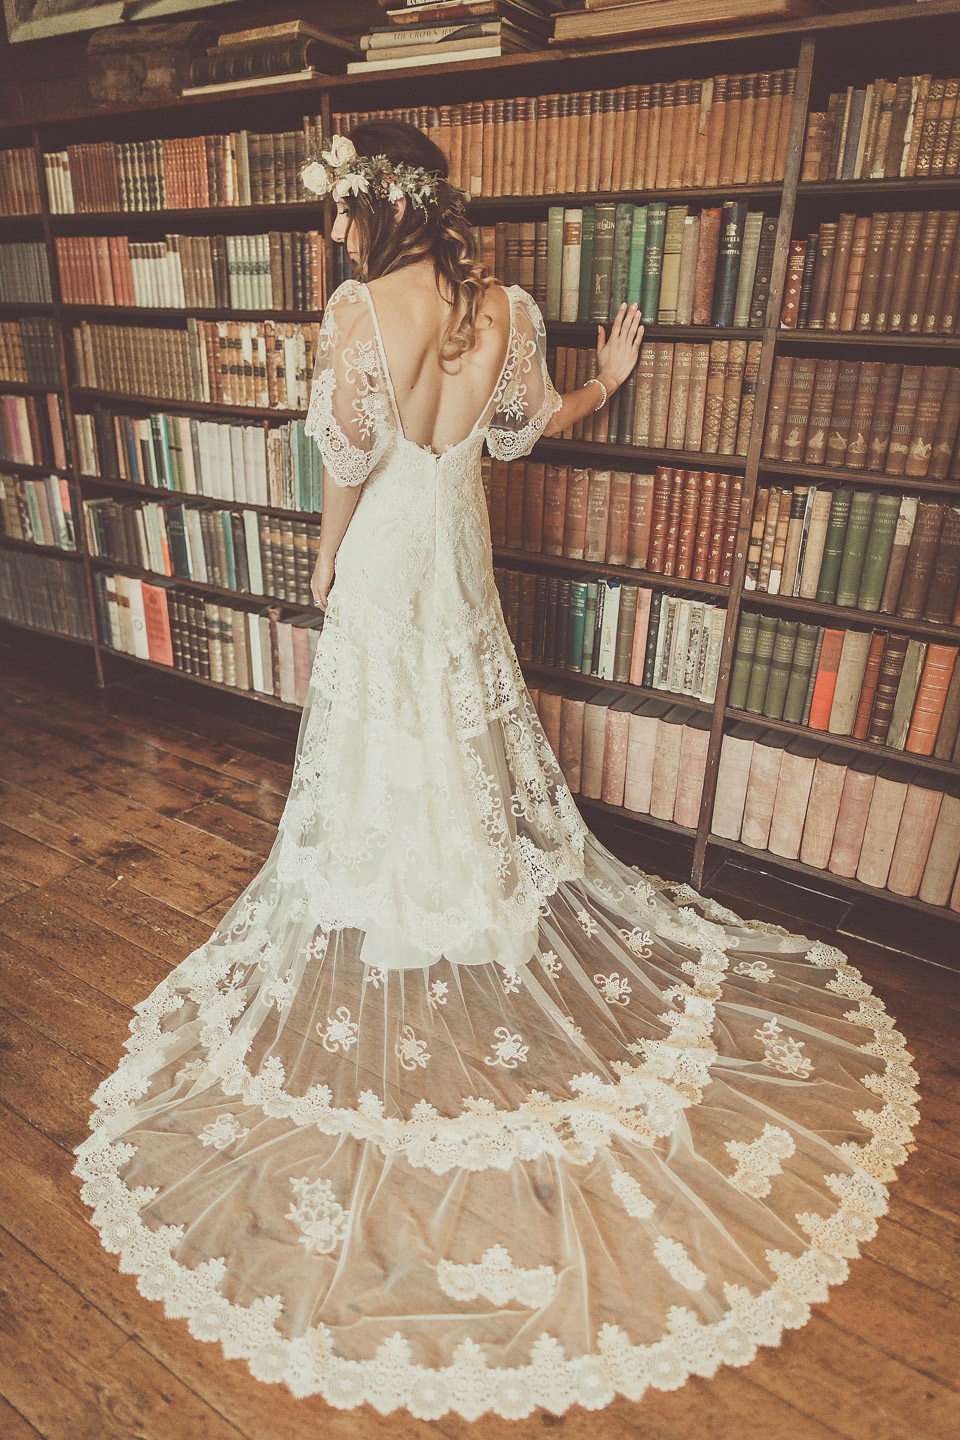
[627,471,655,569]
[645,466,675,573]
[718,475,743,587]
[140,582,174,667]
[807,628,846,729]
[852,631,887,740]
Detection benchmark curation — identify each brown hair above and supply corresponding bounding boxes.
[339,120,493,365]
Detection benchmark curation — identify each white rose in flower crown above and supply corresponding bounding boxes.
[386,180,405,204]
[301,162,330,196]
[323,135,357,169]
[333,173,369,201]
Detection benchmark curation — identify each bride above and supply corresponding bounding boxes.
[74,121,920,1422]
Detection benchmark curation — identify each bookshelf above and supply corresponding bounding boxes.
[1,0,959,926]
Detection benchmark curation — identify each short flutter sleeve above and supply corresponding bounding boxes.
[304,280,394,487]
[485,287,563,462]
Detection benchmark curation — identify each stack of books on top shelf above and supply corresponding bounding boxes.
[713,722,960,910]
[351,1,555,74]
[802,74,960,183]
[182,21,355,96]
[553,0,817,47]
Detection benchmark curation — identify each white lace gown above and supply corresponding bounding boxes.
[74,280,920,1421]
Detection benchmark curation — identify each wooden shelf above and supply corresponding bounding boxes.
[797,177,960,197]
[469,183,783,212]
[71,387,305,420]
[0,615,94,646]
[0,300,54,314]
[493,546,729,598]
[79,474,321,520]
[86,554,316,614]
[778,329,960,349]
[576,793,698,839]
[706,834,960,924]
[758,458,960,491]
[724,705,960,779]
[99,645,301,711]
[739,592,960,645]
[0,377,61,393]
[536,437,749,469]
[550,321,763,343]
[47,203,324,228]
[0,535,82,560]
[60,304,323,323]
[0,459,70,478]
[520,656,715,713]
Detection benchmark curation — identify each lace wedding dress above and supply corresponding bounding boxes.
[74,280,920,1421]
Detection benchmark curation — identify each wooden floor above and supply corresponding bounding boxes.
[1,638,958,1440]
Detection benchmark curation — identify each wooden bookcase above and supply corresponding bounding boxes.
[1,0,959,925]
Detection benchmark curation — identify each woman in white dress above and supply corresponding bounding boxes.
[74,121,920,1422]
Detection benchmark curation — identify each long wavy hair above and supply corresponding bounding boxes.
[338,120,493,365]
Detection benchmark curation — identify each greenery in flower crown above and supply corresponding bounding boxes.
[300,134,466,213]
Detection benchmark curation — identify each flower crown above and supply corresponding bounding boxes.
[300,134,465,213]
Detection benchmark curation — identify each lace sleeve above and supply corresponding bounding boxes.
[304,280,394,488]
[485,287,563,462]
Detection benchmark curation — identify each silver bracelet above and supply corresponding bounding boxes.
[588,376,608,412]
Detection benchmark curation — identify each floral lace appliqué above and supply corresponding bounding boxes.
[726,1124,796,1197]
[287,1176,350,1255]
[754,1018,813,1078]
[436,1244,557,1308]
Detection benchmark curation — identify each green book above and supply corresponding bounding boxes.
[626,205,648,309]
[745,614,779,713]
[815,487,854,604]
[642,591,663,687]
[728,610,760,710]
[834,489,877,607]
[613,582,639,682]
[856,492,902,612]
[567,580,588,670]
[588,202,617,323]
[763,619,799,719]
[608,202,635,323]
[545,206,565,322]
[711,199,748,326]
[220,510,237,590]
[800,628,826,725]
[639,201,668,327]
[582,581,599,674]
[165,418,185,492]
[657,204,689,325]
[577,205,595,323]
[782,623,821,723]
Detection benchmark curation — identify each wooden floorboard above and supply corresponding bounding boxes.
[0,646,958,1439]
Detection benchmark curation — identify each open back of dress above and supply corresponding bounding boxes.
[73,280,920,1422]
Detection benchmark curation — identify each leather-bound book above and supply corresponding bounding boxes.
[558,683,590,793]
[717,339,747,456]
[873,209,906,330]
[542,463,567,557]
[716,74,744,188]
[856,759,914,889]
[692,207,721,325]
[741,729,791,851]
[718,475,743,587]
[600,693,638,808]
[828,753,883,877]
[769,735,823,859]
[855,211,890,331]
[761,616,797,720]
[611,583,639,684]
[654,80,677,190]
[857,493,902,612]
[732,210,764,327]
[533,572,549,663]
[746,212,778,330]
[581,689,618,798]
[905,643,959,755]
[623,696,672,814]
[732,72,758,185]
[839,215,871,330]
[639,203,668,326]
[616,84,640,191]
[631,82,652,188]
[660,470,684,577]
[562,467,589,560]
[631,339,656,447]
[865,361,904,472]
[796,231,820,328]
[814,487,854,603]
[823,361,860,469]
[609,202,635,320]
[734,340,762,457]
[799,746,848,869]
[648,341,675,450]
[701,340,728,454]
[803,357,840,467]
[705,472,730,585]
[780,356,817,464]
[627,471,655,569]
[807,627,846,730]
[845,362,882,470]
[559,209,583,322]
[823,212,858,330]
[588,203,617,323]
[605,471,632,568]
[914,77,946,178]
[852,633,892,737]
[896,500,944,618]
[762,354,794,460]
[665,343,693,451]
[931,78,959,177]
[805,221,838,330]
[576,208,595,324]
[646,466,675,573]
[828,628,872,735]
[905,364,949,478]
[657,205,688,324]
[692,471,716,582]
[683,343,711,453]
[766,69,792,184]
[866,630,909,744]
[712,721,757,840]
[923,506,960,622]
[922,209,959,333]
[918,790,960,906]
[835,489,876,606]
[674,712,712,828]
[583,468,612,563]
[544,574,560,665]
[674,212,700,326]
[756,487,783,593]
[744,613,778,714]
[887,637,927,750]
[928,367,960,480]
[904,209,942,333]
[521,460,546,554]
[710,200,748,327]
[650,704,694,820]
[727,609,759,711]
[933,650,960,759]
[628,586,653,684]
[702,74,728,188]
[779,486,809,597]
[780,238,807,328]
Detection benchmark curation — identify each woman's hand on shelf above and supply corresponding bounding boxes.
[596,302,645,391]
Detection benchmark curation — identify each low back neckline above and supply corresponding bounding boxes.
[360,281,516,459]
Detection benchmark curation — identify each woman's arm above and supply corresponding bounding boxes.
[541,301,644,439]
[311,472,363,609]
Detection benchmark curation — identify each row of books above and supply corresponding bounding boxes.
[486,460,742,584]
[713,722,960,909]
[553,339,759,456]
[76,406,324,513]
[763,358,960,481]
[0,549,92,640]
[0,242,53,304]
[478,200,776,329]
[352,9,547,74]
[0,148,42,216]
[495,564,725,702]
[83,497,320,607]
[745,488,960,625]
[92,571,323,706]
[528,682,708,828]
[54,232,326,313]
[0,391,71,469]
[68,319,320,411]
[42,128,320,214]
[0,472,76,550]
[730,612,960,760]
[0,318,61,387]
[801,74,960,183]
[781,209,960,335]
[335,71,798,197]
